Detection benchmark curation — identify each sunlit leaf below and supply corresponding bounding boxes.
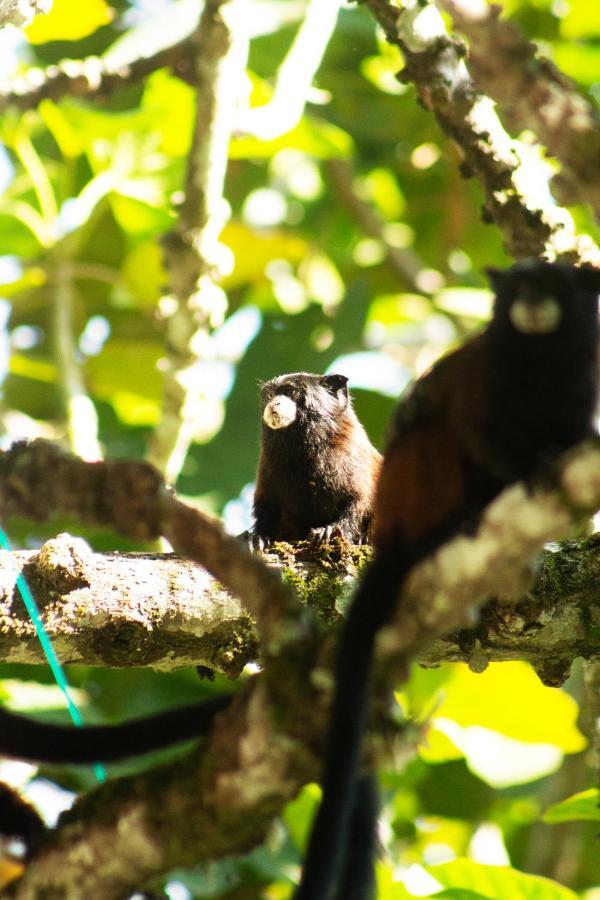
[426,859,579,900]
[375,863,414,898]
[39,100,86,158]
[283,783,320,853]
[110,392,161,427]
[434,288,492,320]
[435,891,493,899]
[87,340,162,403]
[0,267,46,297]
[221,221,308,289]
[121,241,165,306]
[560,0,600,38]
[1,679,88,710]
[26,0,113,43]
[543,788,600,823]
[361,55,407,95]
[423,662,585,751]
[359,168,405,219]
[418,722,464,763]
[142,70,194,157]
[9,354,56,383]
[230,116,353,160]
[109,195,174,238]
[367,293,430,326]
[552,43,600,85]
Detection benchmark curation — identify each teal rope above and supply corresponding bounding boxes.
[0,527,106,783]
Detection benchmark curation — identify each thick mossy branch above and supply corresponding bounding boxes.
[0,529,598,679]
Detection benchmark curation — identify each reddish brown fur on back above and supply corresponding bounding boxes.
[373,424,465,546]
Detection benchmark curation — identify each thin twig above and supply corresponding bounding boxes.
[147,0,249,484]
[239,0,343,139]
[51,253,102,461]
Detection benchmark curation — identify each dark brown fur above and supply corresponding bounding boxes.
[249,373,381,546]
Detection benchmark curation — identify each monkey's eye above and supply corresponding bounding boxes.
[509,296,562,334]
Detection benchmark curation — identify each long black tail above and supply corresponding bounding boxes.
[0,694,233,763]
[296,546,417,900]
[331,773,380,900]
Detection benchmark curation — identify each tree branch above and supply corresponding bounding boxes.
[147,0,249,484]
[0,39,195,113]
[0,441,302,663]
[10,681,320,900]
[50,253,102,462]
[0,531,598,679]
[437,0,600,220]
[0,0,51,29]
[363,0,600,265]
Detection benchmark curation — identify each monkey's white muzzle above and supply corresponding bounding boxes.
[263,395,297,429]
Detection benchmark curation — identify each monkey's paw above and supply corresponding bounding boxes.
[239,530,273,553]
[309,524,346,545]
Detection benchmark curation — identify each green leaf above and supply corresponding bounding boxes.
[429,662,585,751]
[221,221,308,290]
[121,241,165,306]
[434,288,492,320]
[543,788,600,823]
[26,0,113,43]
[86,340,162,406]
[552,43,600,86]
[560,0,600,38]
[283,783,320,853]
[230,116,353,160]
[141,70,194,157]
[0,267,46,297]
[426,859,579,900]
[39,100,86,158]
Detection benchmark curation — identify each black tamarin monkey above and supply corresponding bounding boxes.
[248,372,382,547]
[296,260,600,900]
[0,377,378,758]
[0,374,380,850]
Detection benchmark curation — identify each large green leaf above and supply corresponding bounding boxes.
[423,662,585,751]
[543,788,600,823]
[425,859,579,900]
[25,0,112,43]
[230,116,353,160]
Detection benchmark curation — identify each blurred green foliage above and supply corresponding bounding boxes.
[0,0,598,896]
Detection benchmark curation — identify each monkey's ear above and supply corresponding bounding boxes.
[322,374,349,395]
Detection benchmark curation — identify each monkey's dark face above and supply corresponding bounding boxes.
[488,260,600,339]
[260,372,349,433]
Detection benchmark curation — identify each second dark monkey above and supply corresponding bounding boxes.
[248,372,382,547]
